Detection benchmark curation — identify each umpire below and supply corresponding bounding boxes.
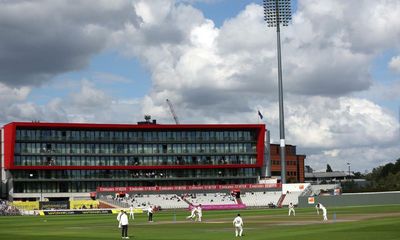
[118,210,129,239]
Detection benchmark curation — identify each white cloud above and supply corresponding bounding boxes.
[134,0,174,25]
[307,145,400,173]
[284,96,398,149]
[70,80,112,111]
[389,55,400,73]
[0,86,68,124]
[0,0,139,86]
[0,83,30,103]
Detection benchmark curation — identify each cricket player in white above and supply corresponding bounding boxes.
[288,202,295,216]
[129,205,134,220]
[196,205,202,222]
[233,213,243,237]
[316,203,328,221]
[186,206,197,220]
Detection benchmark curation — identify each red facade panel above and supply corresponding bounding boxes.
[3,123,16,169]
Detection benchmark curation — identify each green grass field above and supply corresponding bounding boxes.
[1,205,400,240]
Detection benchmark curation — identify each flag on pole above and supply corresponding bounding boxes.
[258,110,263,120]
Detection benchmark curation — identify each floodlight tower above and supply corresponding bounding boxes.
[263,0,291,183]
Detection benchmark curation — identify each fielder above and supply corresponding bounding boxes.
[316,203,328,221]
[233,213,243,237]
[288,202,295,216]
[129,205,134,220]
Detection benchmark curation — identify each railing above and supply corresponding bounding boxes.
[99,197,129,208]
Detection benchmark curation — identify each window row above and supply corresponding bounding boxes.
[13,168,258,180]
[15,143,257,155]
[16,129,257,142]
[271,160,297,165]
[14,155,258,167]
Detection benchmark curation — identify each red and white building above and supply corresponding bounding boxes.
[0,121,305,200]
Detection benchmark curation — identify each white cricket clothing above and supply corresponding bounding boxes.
[119,213,129,225]
[233,216,243,237]
[129,206,135,219]
[317,204,328,221]
[233,216,243,227]
[147,206,153,214]
[288,203,295,216]
[186,207,197,219]
[117,211,123,221]
[197,206,202,221]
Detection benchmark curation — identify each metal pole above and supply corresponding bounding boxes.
[275,0,286,184]
[348,163,350,177]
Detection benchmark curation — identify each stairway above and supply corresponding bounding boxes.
[235,197,243,205]
[277,194,286,208]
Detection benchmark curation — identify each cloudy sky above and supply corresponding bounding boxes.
[1,0,399,172]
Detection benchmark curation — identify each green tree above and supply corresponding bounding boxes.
[364,159,400,192]
[326,164,333,172]
[353,172,364,178]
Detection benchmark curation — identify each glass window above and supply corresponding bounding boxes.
[216,131,223,141]
[143,144,150,154]
[14,143,21,154]
[223,131,230,140]
[122,132,129,141]
[172,131,177,140]
[137,131,143,141]
[143,131,151,141]
[180,144,186,153]
[202,131,209,141]
[128,144,136,154]
[244,131,250,141]
[136,144,143,154]
[104,131,110,140]
[16,130,21,140]
[175,131,181,141]
[158,132,166,141]
[196,144,202,153]
[14,156,21,165]
[166,131,173,140]
[188,131,195,141]
[128,131,136,141]
[181,131,188,140]
[195,131,202,140]
[174,144,181,154]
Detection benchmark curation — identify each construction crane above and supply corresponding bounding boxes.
[166,99,180,124]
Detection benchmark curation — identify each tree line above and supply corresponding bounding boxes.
[342,158,400,192]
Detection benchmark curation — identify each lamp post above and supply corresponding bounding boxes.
[347,162,351,178]
[263,0,292,183]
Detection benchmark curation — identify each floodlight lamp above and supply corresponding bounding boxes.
[263,0,292,28]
